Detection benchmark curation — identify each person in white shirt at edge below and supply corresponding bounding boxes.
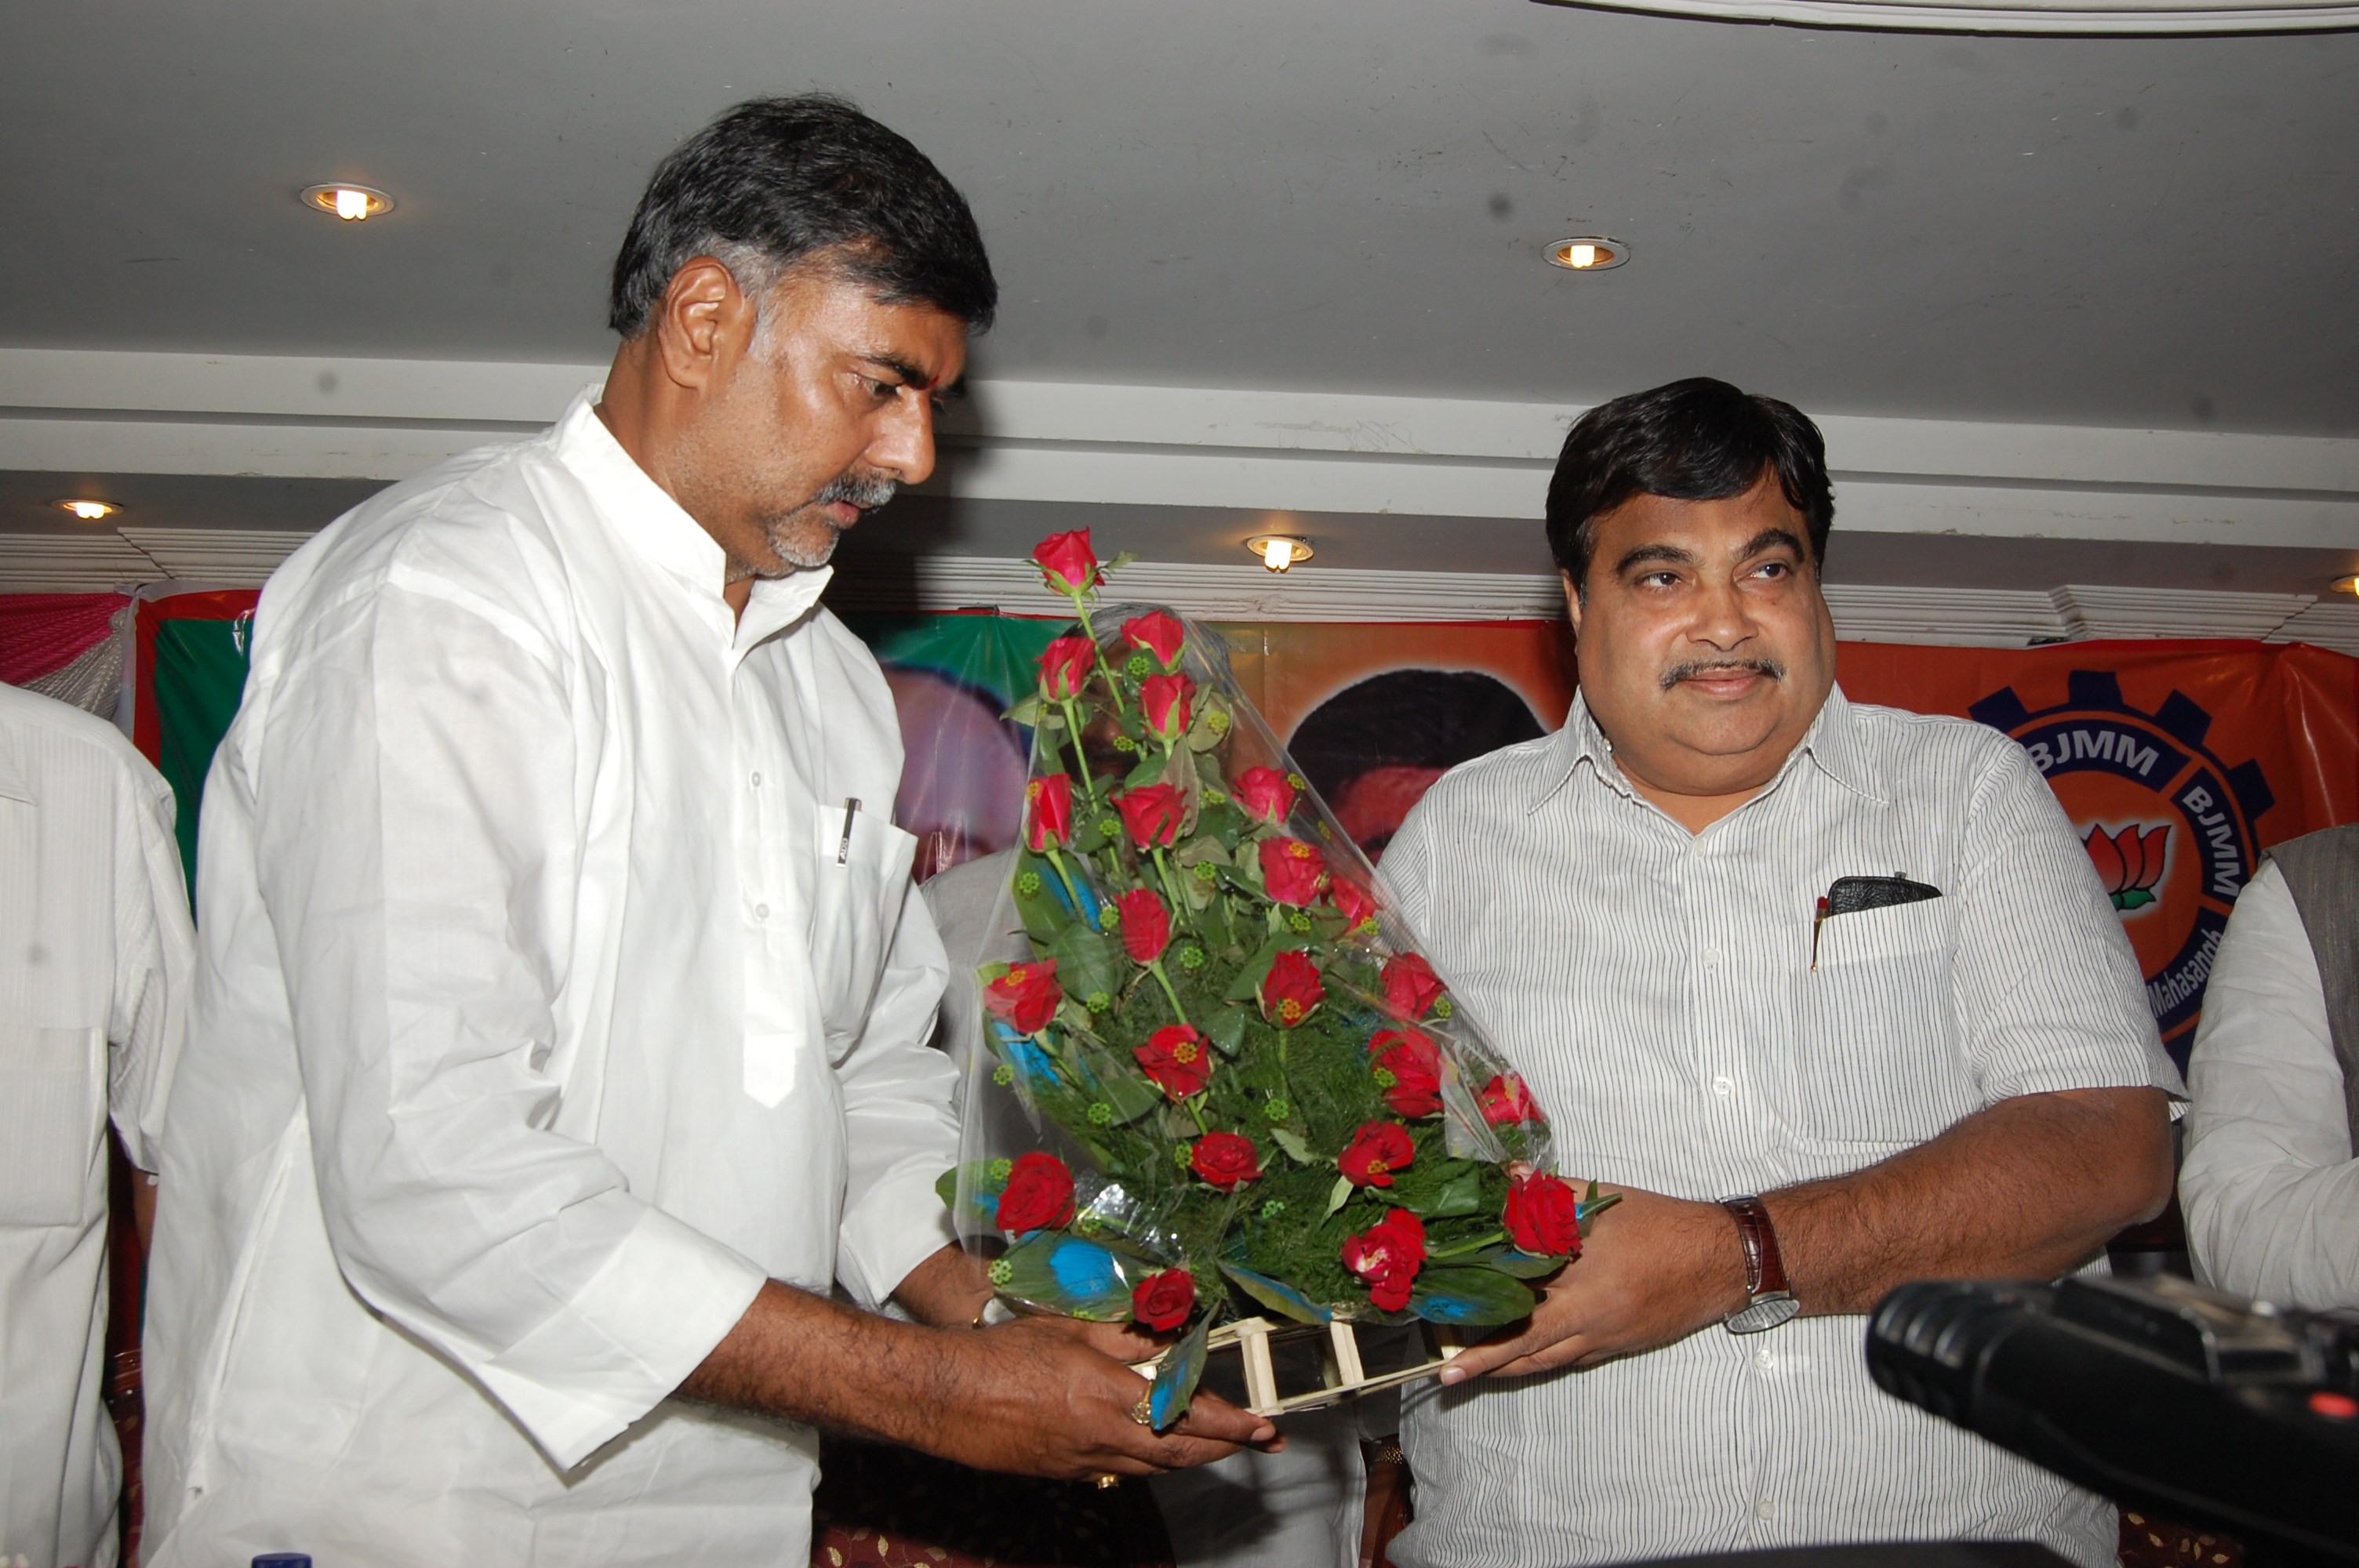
[0,681,191,1568]
[929,850,1397,1568]
[1376,379,2183,1568]
[139,96,1273,1566]
[2180,825,2359,1308]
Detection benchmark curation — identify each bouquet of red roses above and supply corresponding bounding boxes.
[941,529,1615,1425]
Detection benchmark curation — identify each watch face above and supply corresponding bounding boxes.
[1726,1292,1801,1334]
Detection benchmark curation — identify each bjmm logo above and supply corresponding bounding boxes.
[1972,670,2274,1070]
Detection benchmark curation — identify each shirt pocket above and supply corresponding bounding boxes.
[808,803,919,1057]
[0,1022,105,1228]
[1794,899,1965,1148]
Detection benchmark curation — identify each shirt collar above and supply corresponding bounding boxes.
[1794,686,1890,806]
[1525,682,1886,812]
[1527,694,1616,812]
[551,387,833,657]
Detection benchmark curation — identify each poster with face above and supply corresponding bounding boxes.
[1216,621,1576,862]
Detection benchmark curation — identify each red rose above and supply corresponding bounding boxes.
[1121,611,1187,670]
[1039,635,1098,701]
[1190,1131,1263,1190]
[1478,1073,1540,1126]
[1369,1027,1442,1118]
[994,1151,1077,1233]
[1140,672,1195,742]
[1117,887,1172,964]
[1026,774,1074,852]
[983,961,1063,1035]
[1503,1171,1583,1258]
[1329,875,1377,928]
[1342,1209,1427,1312]
[1134,1024,1212,1099]
[1117,783,1184,848]
[1259,837,1329,906]
[1033,529,1102,595]
[1382,953,1447,1021]
[1259,949,1325,1028]
[1339,1120,1416,1188]
[1234,765,1297,826]
[1132,1267,1197,1331]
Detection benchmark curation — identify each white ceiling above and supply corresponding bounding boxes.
[6,0,2354,428]
[2,0,2355,608]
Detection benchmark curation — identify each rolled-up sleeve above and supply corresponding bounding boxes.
[259,567,765,1468]
[1950,741,2186,1105]
[831,877,961,1308]
[2181,862,2359,1308]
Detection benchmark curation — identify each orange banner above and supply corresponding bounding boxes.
[1841,638,2359,1063]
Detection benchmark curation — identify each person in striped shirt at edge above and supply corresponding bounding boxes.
[1377,377,2183,1568]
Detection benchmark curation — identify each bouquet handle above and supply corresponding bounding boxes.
[1129,1318,1470,1419]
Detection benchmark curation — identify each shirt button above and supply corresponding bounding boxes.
[1713,1074,1735,1097]
[754,902,770,920]
[1703,948,1721,967]
[1754,1347,1775,1371]
[751,771,762,787]
[1754,1497,1777,1521]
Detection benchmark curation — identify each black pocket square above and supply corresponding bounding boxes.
[1813,874,1942,967]
[1825,874,1942,916]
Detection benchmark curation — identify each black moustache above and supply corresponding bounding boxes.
[1660,659,1785,691]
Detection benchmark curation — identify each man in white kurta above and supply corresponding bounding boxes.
[0,681,191,1568]
[140,386,965,1560]
[143,102,1266,1565]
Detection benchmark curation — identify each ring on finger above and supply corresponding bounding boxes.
[1096,1473,1121,1490]
[1129,1395,1154,1427]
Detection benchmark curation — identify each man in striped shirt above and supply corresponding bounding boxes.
[1382,378,2180,1568]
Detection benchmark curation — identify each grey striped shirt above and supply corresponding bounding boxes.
[1380,685,2182,1568]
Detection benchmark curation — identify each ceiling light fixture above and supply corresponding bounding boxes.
[2334,575,2359,599]
[300,183,395,222]
[57,499,121,521]
[1245,535,1314,573]
[1546,236,1630,272]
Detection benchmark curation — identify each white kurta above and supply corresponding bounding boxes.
[141,390,960,1565]
[2181,860,2359,1308]
[0,681,191,1568]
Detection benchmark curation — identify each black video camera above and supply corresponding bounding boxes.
[1867,1274,2359,1566]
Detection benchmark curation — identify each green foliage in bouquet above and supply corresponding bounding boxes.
[940,528,1617,1427]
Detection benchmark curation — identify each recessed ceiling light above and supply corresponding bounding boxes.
[1245,535,1314,573]
[300,183,395,222]
[57,498,121,521]
[1546,236,1630,272]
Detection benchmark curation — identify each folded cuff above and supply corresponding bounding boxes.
[476,1203,769,1469]
[837,1159,959,1310]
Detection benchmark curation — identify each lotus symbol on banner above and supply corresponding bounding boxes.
[2083,823,2170,913]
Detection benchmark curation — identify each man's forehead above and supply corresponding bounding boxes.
[768,266,969,385]
[846,299,969,387]
[1598,483,1806,554]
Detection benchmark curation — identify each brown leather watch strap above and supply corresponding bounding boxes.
[1721,1196,1789,1298]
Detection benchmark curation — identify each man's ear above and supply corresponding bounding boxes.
[651,256,752,393]
[1560,569,1584,636]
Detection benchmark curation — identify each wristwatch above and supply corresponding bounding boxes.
[1720,1196,1801,1334]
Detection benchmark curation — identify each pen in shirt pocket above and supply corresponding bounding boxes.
[837,798,861,864]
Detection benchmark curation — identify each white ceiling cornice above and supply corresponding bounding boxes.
[9,527,2358,654]
[4,349,2356,554]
